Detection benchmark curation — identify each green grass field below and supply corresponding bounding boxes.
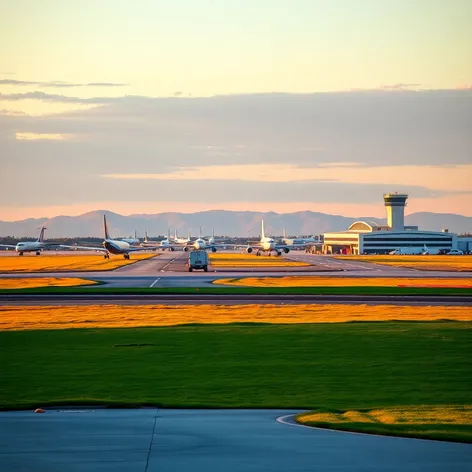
[1,285,472,296]
[1,322,471,442]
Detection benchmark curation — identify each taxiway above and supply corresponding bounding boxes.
[1,409,471,472]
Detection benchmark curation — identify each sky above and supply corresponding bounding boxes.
[0,0,471,221]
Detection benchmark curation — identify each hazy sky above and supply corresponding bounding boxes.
[0,0,471,220]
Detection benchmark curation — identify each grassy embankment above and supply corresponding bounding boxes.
[2,304,472,330]
[214,276,472,288]
[0,254,157,273]
[209,253,309,267]
[1,321,471,442]
[0,277,97,289]
[335,255,472,272]
[297,406,472,443]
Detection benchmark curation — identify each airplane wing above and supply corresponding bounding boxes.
[59,244,108,252]
[274,243,291,253]
[127,246,162,252]
[0,243,16,248]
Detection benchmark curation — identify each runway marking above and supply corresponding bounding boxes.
[275,414,456,443]
[149,278,161,288]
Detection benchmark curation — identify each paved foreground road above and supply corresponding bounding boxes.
[1,409,471,472]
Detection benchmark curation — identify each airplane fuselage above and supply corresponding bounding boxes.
[261,238,276,251]
[103,239,131,255]
[15,242,45,253]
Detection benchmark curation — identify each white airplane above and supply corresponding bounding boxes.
[243,220,290,256]
[142,231,176,251]
[172,229,192,245]
[73,215,159,259]
[182,227,223,253]
[282,228,317,246]
[0,227,60,256]
[121,230,140,245]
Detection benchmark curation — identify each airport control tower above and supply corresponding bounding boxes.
[384,193,408,231]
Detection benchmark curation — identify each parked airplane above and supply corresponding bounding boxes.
[0,227,60,256]
[121,230,140,245]
[73,215,159,259]
[172,229,192,245]
[243,221,290,256]
[282,229,317,246]
[142,231,176,251]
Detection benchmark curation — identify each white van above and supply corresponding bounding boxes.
[187,250,209,272]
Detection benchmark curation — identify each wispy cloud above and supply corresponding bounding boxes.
[0,79,128,88]
[16,132,69,141]
[103,163,472,192]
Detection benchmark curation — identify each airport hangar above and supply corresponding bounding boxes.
[322,193,457,255]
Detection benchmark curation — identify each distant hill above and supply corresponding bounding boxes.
[0,210,470,238]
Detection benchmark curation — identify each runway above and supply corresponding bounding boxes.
[1,293,471,306]
[1,251,470,291]
[0,409,470,472]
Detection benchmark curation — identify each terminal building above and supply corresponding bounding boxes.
[323,194,457,255]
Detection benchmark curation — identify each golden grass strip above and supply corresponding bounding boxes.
[0,277,96,289]
[209,253,309,267]
[335,255,472,272]
[214,276,472,288]
[0,254,157,273]
[1,304,471,330]
[298,405,472,426]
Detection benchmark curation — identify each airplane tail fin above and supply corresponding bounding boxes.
[261,220,265,240]
[144,231,149,243]
[104,214,110,240]
[135,230,137,240]
[167,229,171,240]
[37,227,46,243]
[212,229,215,238]
[283,228,286,239]
[174,229,178,240]
[188,229,191,241]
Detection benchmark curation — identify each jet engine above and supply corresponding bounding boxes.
[246,247,253,254]
[283,247,290,254]
[211,247,217,253]
[183,246,189,252]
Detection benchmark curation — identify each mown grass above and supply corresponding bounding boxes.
[1,323,471,442]
[1,285,472,296]
[0,254,157,273]
[214,276,472,288]
[0,277,97,289]
[336,255,472,272]
[209,253,309,267]
[2,304,472,330]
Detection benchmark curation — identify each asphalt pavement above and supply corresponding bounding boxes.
[1,409,471,472]
[1,251,470,290]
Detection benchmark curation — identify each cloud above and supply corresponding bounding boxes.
[0,79,128,88]
[1,90,471,214]
[16,132,69,141]
[381,83,421,90]
[102,163,472,192]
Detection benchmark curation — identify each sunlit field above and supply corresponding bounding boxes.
[297,406,472,442]
[209,253,309,267]
[2,304,472,330]
[214,276,472,288]
[336,255,472,271]
[0,277,96,289]
[0,254,157,273]
[1,322,470,443]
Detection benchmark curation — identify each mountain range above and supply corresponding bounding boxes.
[0,210,470,238]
